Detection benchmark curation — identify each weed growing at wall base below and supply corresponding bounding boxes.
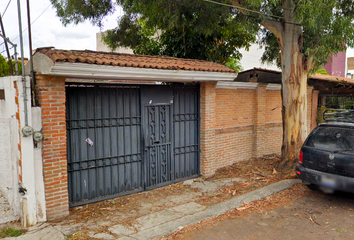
[0,228,27,238]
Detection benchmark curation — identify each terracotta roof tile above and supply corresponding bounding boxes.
[35,48,236,73]
[309,74,354,85]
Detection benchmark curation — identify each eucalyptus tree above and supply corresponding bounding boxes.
[231,0,354,163]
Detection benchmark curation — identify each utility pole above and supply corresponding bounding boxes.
[0,12,13,75]
[0,33,18,75]
[26,0,36,105]
[17,0,28,126]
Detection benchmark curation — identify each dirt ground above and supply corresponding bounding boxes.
[0,154,299,239]
[160,183,307,240]
[54,154,296,235]
[63,154,294,223]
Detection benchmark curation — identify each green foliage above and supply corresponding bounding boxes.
[317,106,327,123]
[51,0,258,65]
[315,68,329,75]
[0,55,22,77]
[225,58,243,72]
[247,0,354,72]
[0,228,27,238]
[50,0,354,73]
[50,0,114,27]
[325,96,354,109]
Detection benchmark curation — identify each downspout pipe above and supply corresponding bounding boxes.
[17,0,28,126]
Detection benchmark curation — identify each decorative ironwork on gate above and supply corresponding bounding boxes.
[66,84,199,206]
[66,84,142,206]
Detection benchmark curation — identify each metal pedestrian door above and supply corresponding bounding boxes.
[143,104,173,189]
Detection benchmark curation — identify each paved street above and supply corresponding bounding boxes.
[175,187,354,240]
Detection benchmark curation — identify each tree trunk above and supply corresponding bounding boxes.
[232,0,312,164]
[280,8,309,163]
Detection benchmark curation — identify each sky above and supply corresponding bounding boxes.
[1,0,122,58]
[1,0,354,72]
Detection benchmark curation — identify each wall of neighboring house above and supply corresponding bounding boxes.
[96,33,134,54]
[199,82,319,176]
[324,51,346,78]
[0,76,20,224]
[0,76,46,226]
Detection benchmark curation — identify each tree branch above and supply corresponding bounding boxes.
[230,0,283,46]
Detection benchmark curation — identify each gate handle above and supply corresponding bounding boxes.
[154,141,160,144]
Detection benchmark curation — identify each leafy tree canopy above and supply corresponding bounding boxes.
[229,0,354,161]
[0,55,22,77]
[246,0,354,72]
[50,0,259,67]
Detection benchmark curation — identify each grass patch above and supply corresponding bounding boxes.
[0,228,27,238]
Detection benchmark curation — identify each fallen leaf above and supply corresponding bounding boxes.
[236,204,252,211]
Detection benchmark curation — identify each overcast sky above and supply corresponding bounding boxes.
[1,0,122,58]
[1,0,354,72]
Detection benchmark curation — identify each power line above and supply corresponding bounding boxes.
[167,0,235,13]
[0,45,14,54]
[202,0,301,26]
[11,3,51,42]
[2,0,12,17]
[202,0,282,20]
[167,0,301,26]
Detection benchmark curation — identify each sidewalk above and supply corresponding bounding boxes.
[3,179,300,240]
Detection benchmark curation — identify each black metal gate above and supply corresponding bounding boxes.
[66,84,199,206]
[144,104,173,189]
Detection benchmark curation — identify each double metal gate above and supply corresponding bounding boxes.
[66,84,199,206]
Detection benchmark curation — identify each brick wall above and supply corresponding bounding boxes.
[199,82,217,177]
[200,82,318,177]
[311,90,320,131]
[35,74,69,221]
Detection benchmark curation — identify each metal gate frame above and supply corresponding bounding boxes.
[66,83,200,207]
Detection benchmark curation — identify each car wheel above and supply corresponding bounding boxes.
[305,183,318,191]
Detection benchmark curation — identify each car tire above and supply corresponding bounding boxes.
[305,184,318,191]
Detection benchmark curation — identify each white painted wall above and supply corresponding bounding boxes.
[96,32,134,54]
[239,44,279,71]
[0,76,45,226]
[0,76,20,224]
[32,107,46,222]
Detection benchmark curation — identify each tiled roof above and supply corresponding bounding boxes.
[238,68,354,87]
[35,48,236,73]
[309,74,354,86]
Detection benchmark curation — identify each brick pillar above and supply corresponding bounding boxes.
[321,96,326,107]
[307,86,314,135]
[254,83,267,157]
[311,90,319,131]
[36,74,69,221]
[199,82,217,177]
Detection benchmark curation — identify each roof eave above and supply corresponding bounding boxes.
[37,62,237,82]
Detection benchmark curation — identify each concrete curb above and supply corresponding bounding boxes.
[126,179,301,240]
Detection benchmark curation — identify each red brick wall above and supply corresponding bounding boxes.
[199,82,217,177]
[266,90,282,123]
[36,74,69,221]
[311,90,319,131]
[264,89,283,155]
[200,83,317,177]
[216,89,255,128]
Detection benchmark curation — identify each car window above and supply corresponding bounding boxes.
[305,126,354,151]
